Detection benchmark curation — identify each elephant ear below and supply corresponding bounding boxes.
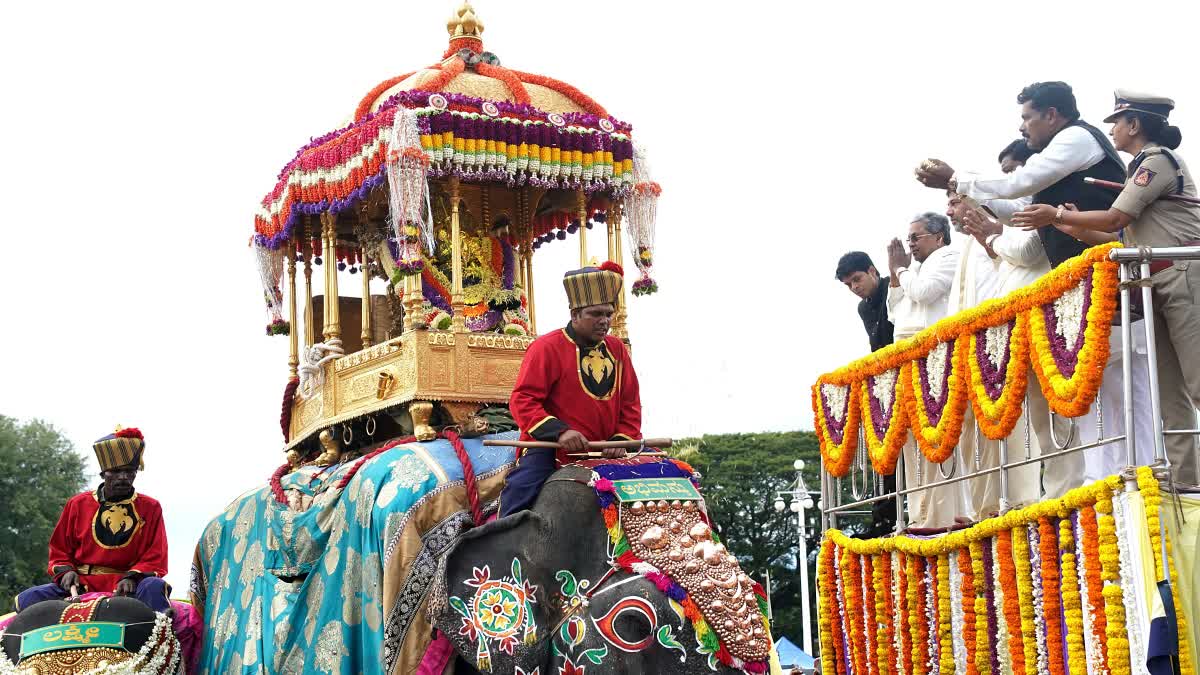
[430,510,560,673]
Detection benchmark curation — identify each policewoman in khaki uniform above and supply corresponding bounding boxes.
[1013,90,1200,484]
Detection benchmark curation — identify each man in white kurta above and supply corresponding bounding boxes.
[886,212,961,529]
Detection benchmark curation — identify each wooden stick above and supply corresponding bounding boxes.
[482,438,673,450]
[1084,177,1200,205]
[565,450,669,458]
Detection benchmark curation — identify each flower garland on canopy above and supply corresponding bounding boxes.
[815,471,1171,675]
[813,381,861,477]
[814,243,1120,475]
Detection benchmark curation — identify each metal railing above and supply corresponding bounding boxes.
[820,245,1200,534]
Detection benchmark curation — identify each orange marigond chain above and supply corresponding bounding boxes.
[818,539,842,675]
[996,530,1029,675]
[840,549,869,675]
[1039,516,1066,675]
[876,552,896,675]
[1079,505,1110,674]
[863,555,878,675]
[813,380,861,477]
[958,548,979,675]
[910,556,930,675]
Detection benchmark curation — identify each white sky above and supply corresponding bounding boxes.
[2,0,1198,591]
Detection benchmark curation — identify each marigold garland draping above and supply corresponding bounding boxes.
[814,471,1180,675]
[1137,466,1195,675]
[814,243,1121,476]
[860,364,910,475]
[813,382,861,477]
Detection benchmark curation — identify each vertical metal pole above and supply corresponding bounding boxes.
[1121,263,1137,467]
[798,493,812,655]
[1140,261,1168,463]
[999,437,1010,513]
[764,568,773,622]
[894,450,906,534]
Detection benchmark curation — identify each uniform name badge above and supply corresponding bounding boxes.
[610,478,702,503]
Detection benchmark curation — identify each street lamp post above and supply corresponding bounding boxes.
[774,459,820,656]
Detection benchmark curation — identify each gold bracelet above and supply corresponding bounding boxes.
[1054,205,1064,225]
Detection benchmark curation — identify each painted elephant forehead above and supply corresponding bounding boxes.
[194,432,519,675]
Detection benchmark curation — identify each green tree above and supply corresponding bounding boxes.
[679,431,869,654]
[0,417,87,607]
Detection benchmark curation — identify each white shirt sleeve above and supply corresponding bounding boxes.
[886,281,905,317]
[982,195,1033,223]
[954,127,1105,200]
[897,246,959,304]
[990,228,1048,268]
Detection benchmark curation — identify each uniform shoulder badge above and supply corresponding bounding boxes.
[1134,167,1157,187]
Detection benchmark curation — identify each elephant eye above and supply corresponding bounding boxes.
[593,596,658,651]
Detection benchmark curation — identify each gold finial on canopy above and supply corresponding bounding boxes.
[447,1,484,41]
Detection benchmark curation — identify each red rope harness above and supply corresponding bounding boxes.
[269,430,484,526]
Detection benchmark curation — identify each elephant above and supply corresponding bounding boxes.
[0,596,181,674]
[429,460,774,674]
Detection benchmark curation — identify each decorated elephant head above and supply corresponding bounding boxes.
[0,597,180,674]
[430,460,772,674]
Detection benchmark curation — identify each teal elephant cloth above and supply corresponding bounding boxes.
[193,432,518,674]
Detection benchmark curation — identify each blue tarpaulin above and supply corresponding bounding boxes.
[775,635,815,670]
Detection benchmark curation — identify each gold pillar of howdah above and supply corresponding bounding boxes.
[287,240,299,379]
[450,177,466,332]
[321,211,341,342]
[577,189,588,267]
[610,200,628,340]
[360,244,372,348]
[525,247,537,334]
[302,221,315,348]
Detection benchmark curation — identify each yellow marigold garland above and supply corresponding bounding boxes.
[907,335,970,463]
[997,529,1028,675]
[1137,466,1194,675]
[1079,505,1110,674]
[1026,245,1119,417]
[968,311,1030,440]
[899,553,915,675]
[812,242,1120,478]
[910,556,930,675]
[1094,478,1131,675]
[937,554,956,675]
[860,363,911,475]
[813,380,861,477]
[1059,516,1087,675]
[969,539,992,675]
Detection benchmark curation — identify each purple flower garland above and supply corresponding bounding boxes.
[866,373,897,438]
[975,321,1014,401]
[1042,270,1094,378]
[917,341,955,427]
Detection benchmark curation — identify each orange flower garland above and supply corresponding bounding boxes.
[876,552,896,674]
[414,57,467,93]
[475,62,532,105]
[818,539,842,675]
[910,556,930,675]
[1027,247,1119,417]
[958,549,979,675]
[1079,505,1109,673]
[1038,517,1066,675]
[907,336,970,463]
[863,555,877,675]
[814,381,862,477]
[967,311,1030,440]
[840,550,869,675]
[860,364,911,475]
[996,530,1028,675]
